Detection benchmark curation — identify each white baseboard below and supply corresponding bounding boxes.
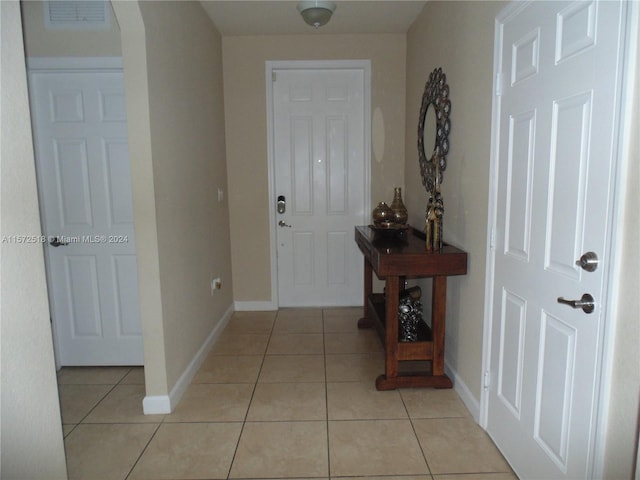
[142,395,171,415]
[234,300,277,311]
[142,303,234,415]
[445,360,481,422]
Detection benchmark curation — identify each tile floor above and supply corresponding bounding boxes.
[59,308,517,480]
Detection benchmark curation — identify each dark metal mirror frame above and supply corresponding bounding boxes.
[418,67,451,195]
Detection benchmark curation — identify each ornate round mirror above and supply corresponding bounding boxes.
[418,68,451,196]
[422,104,437,160]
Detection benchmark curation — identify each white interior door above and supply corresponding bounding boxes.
[485,1,628,478]
[29,69,143,366]
[271,65,368,307]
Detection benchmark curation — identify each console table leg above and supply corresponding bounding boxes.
[384,275,400,379]
[432,276,447,376]
[357,258,373,329]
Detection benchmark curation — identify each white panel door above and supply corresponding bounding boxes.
[273,67,366,307]
[486,1,628,478]
[30,70,143,366]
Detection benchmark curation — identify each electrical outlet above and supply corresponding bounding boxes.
[211,277,222,295]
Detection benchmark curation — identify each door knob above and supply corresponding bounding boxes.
[557,293,595,314]
[49,236,69,247]
[278,220,292,228]
[576,252,598,272]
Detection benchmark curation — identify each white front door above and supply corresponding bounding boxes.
[485,1,628,478]
[29,69,143,366]
[271,64,368,307]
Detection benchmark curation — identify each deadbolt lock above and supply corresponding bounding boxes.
[277,195,286,214]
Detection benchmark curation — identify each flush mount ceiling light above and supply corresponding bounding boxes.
[297,1,337,28]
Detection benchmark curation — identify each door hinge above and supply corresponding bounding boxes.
[495,72,504,97]
[483,370,491,390]
[490,227,496,250]
[272,71,277,82]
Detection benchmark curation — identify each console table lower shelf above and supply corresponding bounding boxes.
[354,225,468,391]
[359,290,453,390]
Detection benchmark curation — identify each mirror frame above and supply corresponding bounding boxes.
[417,67,451,195]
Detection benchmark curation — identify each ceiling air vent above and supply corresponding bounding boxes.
[44,0,110,30]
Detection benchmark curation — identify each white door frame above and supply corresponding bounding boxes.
[27,56,136,369]
[265,60,371,309]
[479,2,639,477]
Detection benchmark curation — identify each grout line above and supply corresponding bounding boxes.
[322,308,333,479]
[124,421,163,480]
[61,423,79,439]
[116,366,134,385]
[403,390,434,478]
[225,311,277,479]
[74,382,119,425]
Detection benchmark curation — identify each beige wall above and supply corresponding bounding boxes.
[0,1,67,478]
[21,0,121,57]
[223,34,406,302]
[602,21,640,477]
[405,1,504,398]
[114,1,233,395]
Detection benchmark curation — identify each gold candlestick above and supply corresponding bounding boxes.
[425,160,444,252]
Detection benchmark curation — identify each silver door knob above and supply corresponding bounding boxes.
[278,220,292,228]
[557,293,595,314]
[576,252,598,272]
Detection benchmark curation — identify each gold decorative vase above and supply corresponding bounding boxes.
[372,202,394,227]
[390,187,408,225]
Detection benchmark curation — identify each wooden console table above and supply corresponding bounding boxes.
[354,225,467,390]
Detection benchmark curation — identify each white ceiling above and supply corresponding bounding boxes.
[199,1,427,36]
